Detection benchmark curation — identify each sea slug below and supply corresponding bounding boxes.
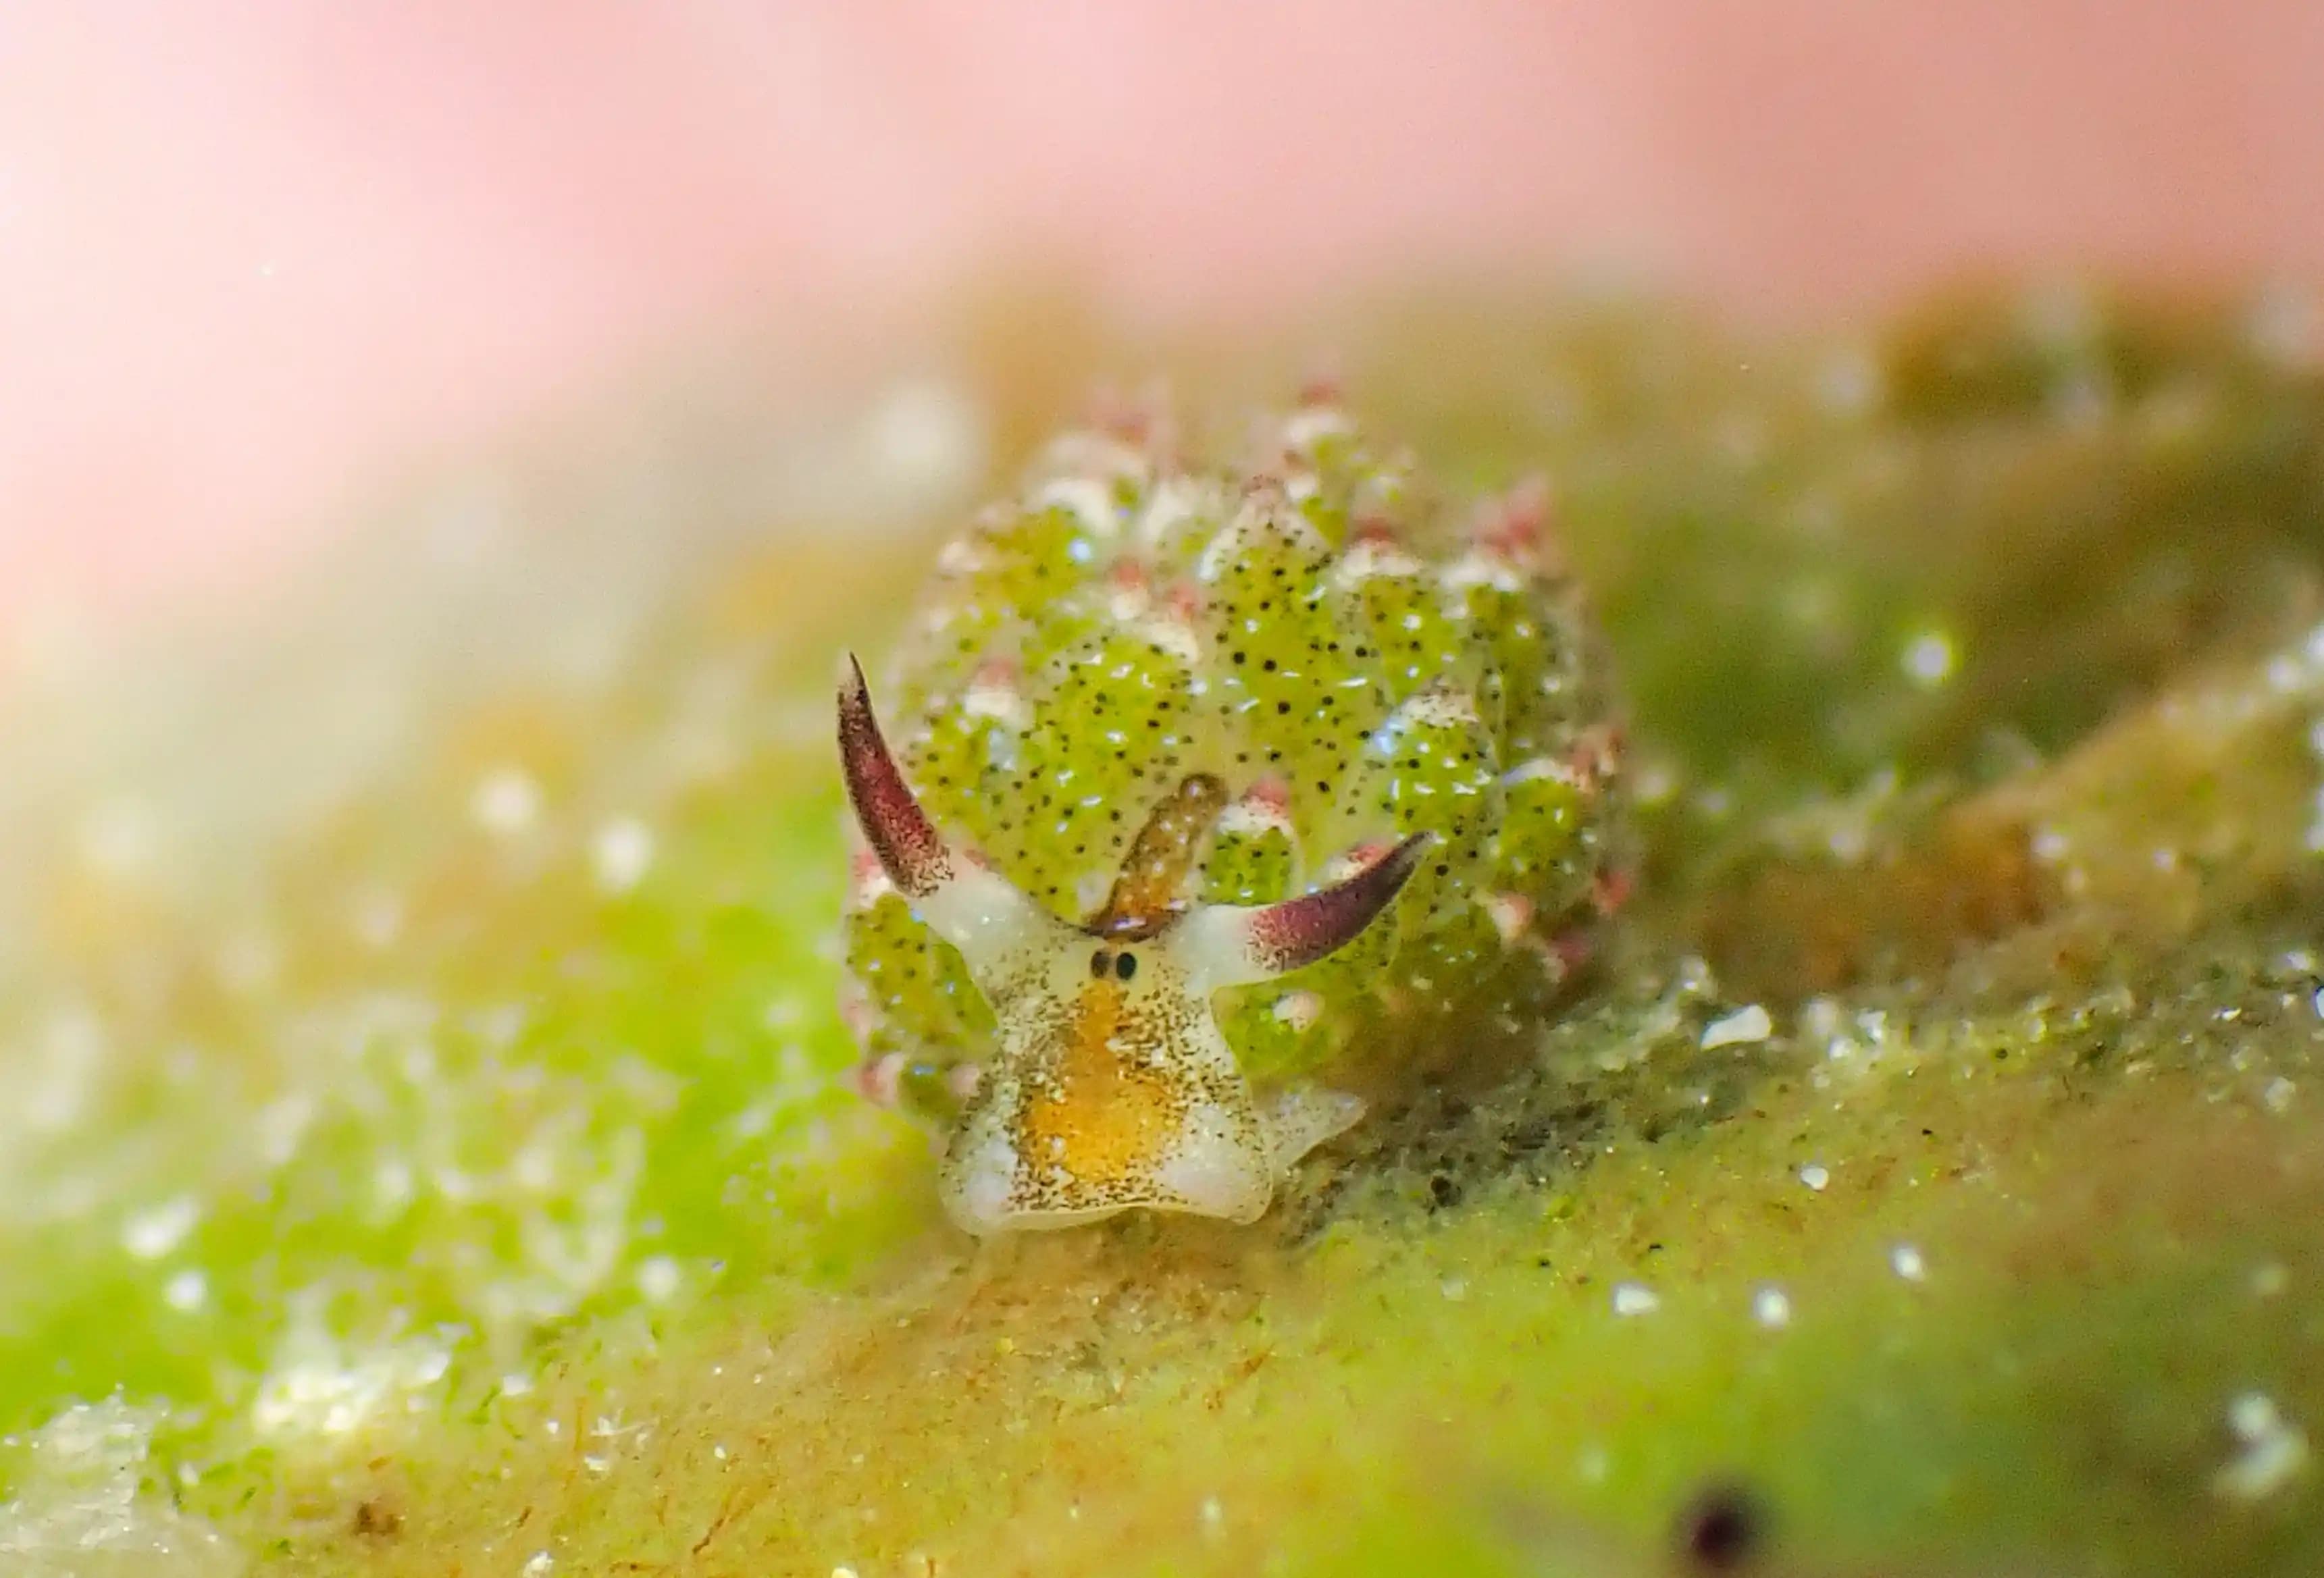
[837,395,1626,1232]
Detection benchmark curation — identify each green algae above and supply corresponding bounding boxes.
[3,283,2323,1573]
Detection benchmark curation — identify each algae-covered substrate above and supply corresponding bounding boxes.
[3,284,2323,1575]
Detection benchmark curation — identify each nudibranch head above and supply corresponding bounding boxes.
[840,656,1423,1232]
[837,396,1628,1233]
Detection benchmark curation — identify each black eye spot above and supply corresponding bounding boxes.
[1090,949,1110,978]
[1115,951,1137,981]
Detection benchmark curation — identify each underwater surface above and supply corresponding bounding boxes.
[1,284,2322,1575]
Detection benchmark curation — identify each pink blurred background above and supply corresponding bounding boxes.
[4,1,2319,637]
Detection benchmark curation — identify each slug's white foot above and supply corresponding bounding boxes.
[1260,1086,1366,1176]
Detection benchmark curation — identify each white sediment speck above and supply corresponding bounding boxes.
[2214,1392,2310,1502]
[523,1554,556,1576]
[471,768,540,835]
[636,1255,681,1303]
[251,1334,454,1438]
[1701,1004,1774,1049]
[2252,1262,2290,1298]
[372,1158,415,1215]
[122,1196,201,1261]
[1753,1286,1792,1328]
[2263,1076,2297,1115]
[1199,1495,1225,1533]
[591,818,655,893]
[1799,1164,1831,1192]
[1901,629,1957,688]
[1631,762,1678,806]
[1889,1243,1928,1282]
[257,1093,317,1168]
[163,1269,208,1313]
[1439,1278,1468,1303]
[1611,1282,1660,1317]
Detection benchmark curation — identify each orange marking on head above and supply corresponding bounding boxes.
[1014,980,1181,1188]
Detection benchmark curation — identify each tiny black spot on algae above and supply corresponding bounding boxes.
[1677,1481,1767,1572]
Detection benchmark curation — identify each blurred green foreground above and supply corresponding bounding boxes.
[2,284,2322,1575]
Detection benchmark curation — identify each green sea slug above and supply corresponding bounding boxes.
[836,395,1628,1234]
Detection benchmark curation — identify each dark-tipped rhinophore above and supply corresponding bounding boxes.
[836,654,952,899]
[1243,832,1434,975]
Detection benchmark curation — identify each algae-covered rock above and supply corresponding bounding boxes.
[5,284,2324,1577]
